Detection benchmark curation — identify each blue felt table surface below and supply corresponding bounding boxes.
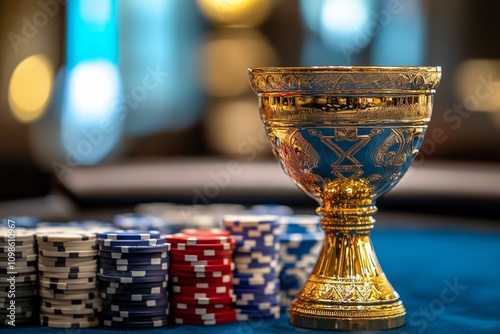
[1,227,499,333]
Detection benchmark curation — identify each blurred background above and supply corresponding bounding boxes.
[0,0,499,220]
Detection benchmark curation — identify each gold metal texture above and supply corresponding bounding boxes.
[248,66,441,331]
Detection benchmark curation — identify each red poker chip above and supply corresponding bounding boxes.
[169,247,233,256]
[166,232,232,245]
[180,229,231,237]
[171,294,236,305]
[169,241,236,251]
[170,274,232,285]
[172,262,234,273]
[174,310,236,320]
[171,283,233,294]
[174,291,234,300]
[174,314,236,325]
[174,305,233,315]
[170,254,233,264]
[169,269,233,279]
[173,302,228,310]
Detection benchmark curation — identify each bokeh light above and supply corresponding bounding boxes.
[196,0,274,27]
[205,99,269,159]
[455,59,500,113]
[202,29,278,97]
[8,54,54,123]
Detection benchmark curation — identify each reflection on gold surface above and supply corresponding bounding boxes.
[196,0,274,27]
[202,29,277,97]
[8,54,54,123]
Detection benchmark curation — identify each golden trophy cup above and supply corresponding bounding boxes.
[248,66,442,331]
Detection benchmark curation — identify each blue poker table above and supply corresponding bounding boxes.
[4,221,499,333]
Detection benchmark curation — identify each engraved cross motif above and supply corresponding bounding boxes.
[309,128,383,179]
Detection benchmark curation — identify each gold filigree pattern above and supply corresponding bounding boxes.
[249,66,441,94]
[268,128,323,197]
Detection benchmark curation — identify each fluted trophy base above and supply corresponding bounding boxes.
[289,210,406,331]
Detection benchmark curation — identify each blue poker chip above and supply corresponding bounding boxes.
[98,273,168,284]
[249,204,293,216]
[234,285,280,296]
[279,215,321,234]
[99,243,170,254]
[232,237,280,249]
[99,262,169,272]
[98,238,165,247]
[96,230,161,240]
[99,280,167,290]
[226,224,281,234]
[104,286,168,296]
[2,216,39,228]
[223,215,280,226]
[98,250,168,259]
[102,306,169,318]
[100,291,168,301]
[99,268,168,277]
[235,244,279,254]
[99,256,169,266]
[105,300,168,311]
[233,256,279,266]
[235,295,281,306]
[103,316,168,328]
[280,232,324,243]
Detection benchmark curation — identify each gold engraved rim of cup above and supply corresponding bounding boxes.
[248,66,442,95]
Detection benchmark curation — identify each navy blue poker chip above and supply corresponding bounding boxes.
[235,295,281,306]
[99,262,168,272]
[99,280,167,290]
[104,298,168,310]
[100,291,167,301]
[98,250,168,259]
[97,273,168,284]
[99,243,170,254]
[99,268,168,277]
[99,256,169,266]
[98,238,165,247]
[102,306,169,318]
[103,286,168,296]
[103,316,168,328]
[96,230,161,240]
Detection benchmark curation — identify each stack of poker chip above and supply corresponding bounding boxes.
[222,215,281,321]
[36,228,100,328]
[96,230,170,328]
[278,215,324,309]
[0,228,38,325]
[166,229,237,325]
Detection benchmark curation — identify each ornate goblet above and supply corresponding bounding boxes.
[248,66,441,331]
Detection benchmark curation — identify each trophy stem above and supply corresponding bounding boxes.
[290,202,405,331]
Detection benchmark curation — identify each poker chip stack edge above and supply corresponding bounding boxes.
[278,215,324,310]
[223,215,281,321]
[0,228,38,325]
[36,228,100,328]
[167,229,237,325]
[96,230,170,328]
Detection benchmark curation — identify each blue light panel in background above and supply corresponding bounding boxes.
[121,0,204,136]
[370,0,426,66]
[61,0,122,165]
